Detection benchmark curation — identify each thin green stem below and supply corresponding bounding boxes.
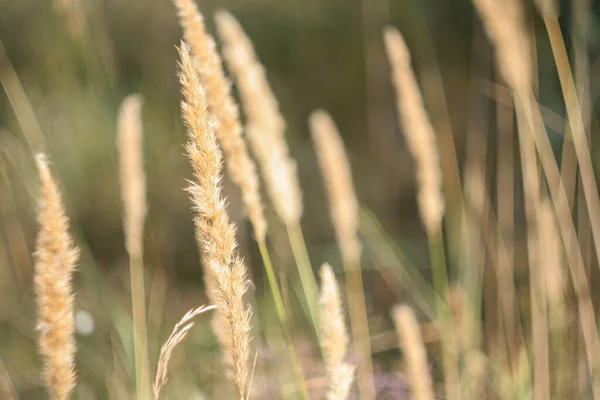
[129,253,150,400]
[343,257,376,400]
[258,240,309,400]
[428,230,461,400]
[286,223,320,336]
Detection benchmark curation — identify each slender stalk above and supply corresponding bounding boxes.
[117,94,149,399]
[342,258,376,400]
[257,240,310,400]
[428,231,461,400]
[287,224,320,335]
[130,253,149,399]
[542,15,600,272]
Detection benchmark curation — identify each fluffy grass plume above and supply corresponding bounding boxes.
[310,110,360,265]
[470,0,532,93]
[320,263,354,400]
[33,154,79,400]
[392,305,434,400]
[311,111,374,399]
[117,94,146,258]
[383,27,444,236]
[153,305,216,398]
[172,0,266,243]
[116,94,150,399]
[178,42,252,399]
[214,10,302,227]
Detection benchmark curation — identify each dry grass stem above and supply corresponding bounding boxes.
[311,111,374,399]
[383,26,444,236]
[538,201,565,321]
[320,263,355,400]
[173,0,266,243]
[474,0,600,396]
[178,42,252,399]
[392,305,434,400]
[153,305,216,398]
[33,154,79,400]
[215,10,302,227]
[116,94,150,399]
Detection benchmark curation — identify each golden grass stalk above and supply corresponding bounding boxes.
[172,5,308,393]
[172,0,266,243]
[215,10,320,334]
[384,26,460,400]
[214,10,302,228]
[153,305,216,398]
[383,26,444,236]
[320,263,355,400]
[116,94,150,399]
[392,305,434,400]
[310,111,374,399]
[472,1,546,397]
[33,154,79,400]
[474,0,600,396]
[178,42,252,399]
[538,200,564,319]
[537,0,600,292]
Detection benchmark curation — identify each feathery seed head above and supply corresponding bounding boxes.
[117,94,146,257]
[311,110,361,265]
[215,10,303,227]
[384,27,445,236]
[320,263,354,400]
[392,305,434,400]
[178,42,252,399]
[173,0,266,242]
[34,153,79,400]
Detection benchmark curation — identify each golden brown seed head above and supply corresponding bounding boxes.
[34,154,79,400]
[215,10,303,227]
[173,0,266,242]
[178,42,252,399]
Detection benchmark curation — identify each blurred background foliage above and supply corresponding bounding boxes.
[1,0,600,398]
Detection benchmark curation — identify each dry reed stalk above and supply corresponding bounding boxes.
[383,26,444,236]
[320,263,355,400]
[538,201,565,321]
[471,1,547,397]
[538,0,600,292]
[173,0,266,243]
[33,154,79,400]
[153,305,216,398]
[178,43,252,399]
[214,10,302,228]
[215,10,320,336]
[474,0,600,396]
[116,94,150,399]
[384,26,460,400]
[310,111,374,399]
[495,75,519,354]
[392,305,434,400]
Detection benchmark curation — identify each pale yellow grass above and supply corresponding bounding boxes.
[33,154,79,400]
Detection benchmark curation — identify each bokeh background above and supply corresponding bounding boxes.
[1,0,600,398]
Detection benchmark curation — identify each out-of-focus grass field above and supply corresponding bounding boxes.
[1,0,600,398]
